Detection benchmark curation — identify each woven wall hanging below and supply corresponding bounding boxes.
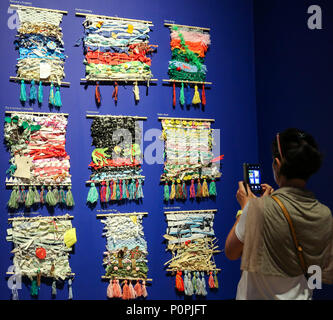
[163,23,211,108]
[10,5,69,106]
[76,13,157,105]
[164,209,220,297]
[98,212,150,299]
[86,115,145,205]
[6,214,76,299]
[4,111,74,209]
[159,117,222,201]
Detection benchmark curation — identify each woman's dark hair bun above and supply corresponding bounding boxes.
[272,128,322,181]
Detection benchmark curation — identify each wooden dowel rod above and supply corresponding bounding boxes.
[5,110,69,117]
[8,214,73,221]
[164,209,217,214]
[162,79,212,85]
[97,212,148,218]
[101,276,152,281]
[166,268,220,272]
[81,78,158,83]
[6,183,72,186]
[86,177,145,183]
[86,114,147,120]
[10,4,68,14]
[6,272,75,276]
[76,12,153,25]
[164,23,210,31]
[10,77,70,86]
[158,116,215,122]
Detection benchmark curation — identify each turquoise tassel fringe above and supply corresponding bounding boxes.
[164,182,169,201]
[122,179,127,199]
[49,82,54,105]
[129,179,135,200]
[38,81,43,104]
[209,180,217,196]
[87,183,99,203]
[29,80,37,101]
[20,80,27,102]
[136,179,143,199]
[54,86,62,107]
[179,82,185,105]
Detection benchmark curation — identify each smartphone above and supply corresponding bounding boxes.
[243,163,262,195]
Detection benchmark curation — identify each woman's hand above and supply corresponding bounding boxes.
[236,181,256,209]
[261,184,274,196]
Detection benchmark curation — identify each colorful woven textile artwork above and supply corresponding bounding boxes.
[101,214,149,299]
[160,119,221,201]
[15,6,67,106]
[167,25,211,107]
[81,16,157,103]
[6,214,76,299]
[164,210,220,296]
[86,116,144,204]
[4,113,74,209]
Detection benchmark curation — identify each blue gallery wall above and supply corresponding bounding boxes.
[253,0,333,299]
[0,0,258,299]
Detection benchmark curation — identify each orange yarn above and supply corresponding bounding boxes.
[88,158,141,170]
[170,39,208,58]
[134,280,142,297]
[85,43,155,66]
[122,280,131,300]
[208,271,215,288]
[175,271,184,292]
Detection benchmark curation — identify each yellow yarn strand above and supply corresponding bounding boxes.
[202,179,209,197]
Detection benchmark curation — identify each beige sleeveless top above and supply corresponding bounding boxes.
[240,187,333,284]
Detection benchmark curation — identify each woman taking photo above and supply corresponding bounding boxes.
[225,128,333,300]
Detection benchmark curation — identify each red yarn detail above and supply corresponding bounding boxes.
[95,82,101,104]
[173,82,176,107]
[189,179,196,198]
[175,271,184,292]
[100,181,106,202]
[112,81,118,102]
[208,272,215,288]
[201,84,206,106]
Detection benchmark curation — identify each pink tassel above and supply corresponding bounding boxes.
[122,280,131,300]
[134,280,142,297]
[107,279,114,298]
[40,186,44,204]
[208,271,215,289]
[112,279,122,298]
[100,181,106,202]
[189,179,196,198]
[141,280,148,298]
[172,82,176,107]
[129,281,137,299]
